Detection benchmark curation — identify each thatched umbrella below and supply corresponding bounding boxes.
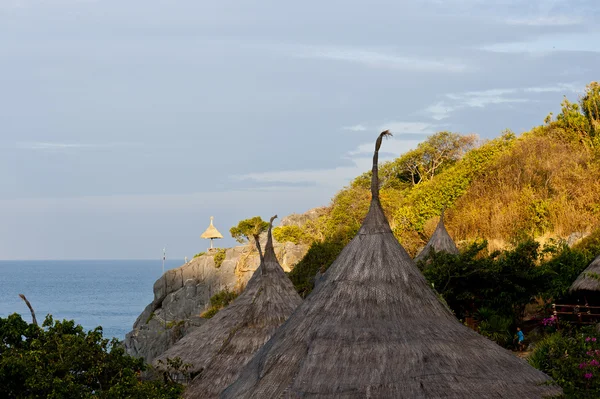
[201,216,224,250]
[570,254,600,293]
[414,209,459,264]
[222,131,560,399]
[155,216,302,399]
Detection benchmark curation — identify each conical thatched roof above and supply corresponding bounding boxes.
[570,254,600,293]
[155,216,302,399]
[222,131,560,399]
[414,210,459,264]
[201,216,224,239]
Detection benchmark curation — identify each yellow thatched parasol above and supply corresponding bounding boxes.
[201,216,223,249]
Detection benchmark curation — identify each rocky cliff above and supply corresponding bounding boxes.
[123,226,310,362]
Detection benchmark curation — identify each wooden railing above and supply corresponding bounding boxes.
[552,303,600,325]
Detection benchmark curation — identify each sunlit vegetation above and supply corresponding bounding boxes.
[199,288,240,319]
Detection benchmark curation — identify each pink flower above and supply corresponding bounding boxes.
[593,338,597,342]
[591,360,600,366]
[586,337,591,342]
[585,373,594,379]
[580,363,587,369]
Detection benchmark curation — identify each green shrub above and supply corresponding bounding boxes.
[193,251,206,258]
[529,328,600,398]
[200,288,240,319]
[0,313,184,398]
[287,240,345,297]
[273,225,313,245]
[213,248,227,268]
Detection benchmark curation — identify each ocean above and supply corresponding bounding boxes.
[0,259,182,340]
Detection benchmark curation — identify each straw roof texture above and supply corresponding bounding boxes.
[570,254,600,293]
[201,216,224,239]
[414,210,459,264]
[155,216,302,398]
[222,131,560,399]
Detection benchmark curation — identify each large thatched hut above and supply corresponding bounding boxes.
[155,217,302,398]
[414,210,459,264]
[222,131,560,398]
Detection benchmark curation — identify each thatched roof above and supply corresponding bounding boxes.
[570,254,600,293]
[222,131,560,399]
[155,216,302,398]
[201,216,224,239]
[414,210,459,263]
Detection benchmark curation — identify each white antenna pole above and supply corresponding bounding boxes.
[162,247,166,274]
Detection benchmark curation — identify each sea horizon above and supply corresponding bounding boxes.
[0,259,183,340]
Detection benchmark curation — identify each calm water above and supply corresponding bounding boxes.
[0,260,181,340]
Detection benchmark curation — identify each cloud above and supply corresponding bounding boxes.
[506,15,583,26]
[342,124,368,132]
[424,83,581,120]
[380,122,436,135]
[343,121,437,135]
[16,142,95,150]
[291,46,468,72]
[481,32,600,53]
[16,142,137,151]
[235,137,423,188]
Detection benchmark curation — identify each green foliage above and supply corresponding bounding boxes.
[540,240,591,301]
[529,328,600,398]
[287,240,345,297]
[474,307,513,347]
[581,82,600,138]
[556,97,591,142]
[574,228,600,258]
[230,216,269,244]
[213,248,227,268]
[423,239,545,323]
[0,313,184,398]
[200,288,240,319]
[354,131,477,188]
[273,225,313,245]
[193,251,206,258]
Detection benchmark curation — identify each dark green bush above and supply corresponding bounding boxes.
[287,240,345,297]
[200,288,240,319]
[213,248,227,268]
[0,313,184,398]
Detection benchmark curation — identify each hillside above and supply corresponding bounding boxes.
[284,81,600,294]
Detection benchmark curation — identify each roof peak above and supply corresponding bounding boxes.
[359,130,394,235]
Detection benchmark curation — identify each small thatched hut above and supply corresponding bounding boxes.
[570,254,600,298]
[414,210,459,264]
[222,131,560,399]
[155,217,302,398]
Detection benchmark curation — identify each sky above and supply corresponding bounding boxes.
[1,0,598,260]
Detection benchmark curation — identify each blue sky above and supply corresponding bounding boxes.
[1,0,598,260]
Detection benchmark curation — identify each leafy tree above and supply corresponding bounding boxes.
[229,216,269,244]
[581,81,600,138]
[287,240,345,297]
[556,97,590,143]
[0,313,183,398]
[422,239,545,322]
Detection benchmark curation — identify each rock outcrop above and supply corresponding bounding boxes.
[123,232,310,363]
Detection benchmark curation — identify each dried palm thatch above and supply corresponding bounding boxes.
[155,216,302,398]
[201,216,224,239]
[570,254,600,292]
[222,131,560,399]
[414,210,459,264]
